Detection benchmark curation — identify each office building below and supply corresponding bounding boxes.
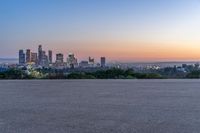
[41,51,48,66]
[100,57,106,67]
[67,53,78,68]
[26,49,31,63]
[56,53,64,63]
[31,53,37,64]
[19,50,25,65]
[48,50,53,64]
[88,57,95,67]
[38,45,43,65]
[79,61,89,68]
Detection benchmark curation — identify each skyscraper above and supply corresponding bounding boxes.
[41,51,48,66]
[100,57,106,67]
[38,45,42,65]
[31,53,37,64]
[19,50,25,65]
[67,53,78,68]
[26,49,31,63]
[88,57,95,67]
[56,53,64,63]
[48,50,53,64]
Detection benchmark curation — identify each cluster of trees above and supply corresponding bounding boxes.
[66,68,163,79]
[0,69,30,79]
[158,67,187,78]
[186,70,200,78]
[0,68,163,79]
[1,68,200,79]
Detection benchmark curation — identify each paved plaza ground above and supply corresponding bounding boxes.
[0,80,200,133]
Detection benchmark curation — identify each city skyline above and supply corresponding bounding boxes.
[18,45,105,63]
[18,45,106,69]
[1,0,200,61]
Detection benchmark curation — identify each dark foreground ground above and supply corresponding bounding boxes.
[0,80,200,133]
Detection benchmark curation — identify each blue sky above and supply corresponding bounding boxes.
[1,0,200,61]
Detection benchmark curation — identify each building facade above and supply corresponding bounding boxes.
[38,45,43,65]
[56,53,64,63]
[67,53,78,68]
[31,53,38,64]
[19,50,25,65]
[100,57,106,67]
[26,49,31,63]
[88,57,95,67]
[79,61,89,68]
[48,50,53,64]
[41,51,48,67]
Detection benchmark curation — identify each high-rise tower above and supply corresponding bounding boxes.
[48,50,53,64]
[19,50,25,65]
[56,53,64,63]
[100,57,106,67]
[38,45,42,65]
[26,49,31,63]
[31,53,38,64]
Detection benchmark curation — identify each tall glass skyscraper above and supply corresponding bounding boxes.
[38,45,42,65]
[26,49,31,63]
[48,50,52,64]
[19,50,25,65]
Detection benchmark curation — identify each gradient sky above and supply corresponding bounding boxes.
[1,0,200,62]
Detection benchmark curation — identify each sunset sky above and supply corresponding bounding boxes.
[1,0,200,62]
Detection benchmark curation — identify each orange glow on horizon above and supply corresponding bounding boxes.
[47,41,200,62]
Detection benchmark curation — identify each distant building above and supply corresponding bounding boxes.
[0,64,8,72]
[41,51,48,66]
[56,53,64,63]
[67,53,78,68]
[31,53,37,64]
[194,63,199,69]
[19,50,25,65]
[100,57,106,67]
[182,64,187,68]
[26,49,31,63]
[79,61,89,68]
[96,63,101,67]
[38,45,43,65]
[54,53,65,68]
[88,57,95,67]
[48,50,53,64]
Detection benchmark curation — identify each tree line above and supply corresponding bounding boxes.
[1,68,200,79]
